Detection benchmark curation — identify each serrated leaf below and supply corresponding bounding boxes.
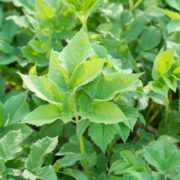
[20,74,64,105]
[48,50,69,91]
[27,137,58,170]
[143,147,165,173]
[88,123,117,152]
[80,94,127,124]
[69,59,104,89]
[84,73,141,100]
[120,106,138,130]
[116,124,130,143]
[59,28,93,74]
[22,104,63,126]
[143,136,180,174]
[0,130,22,161]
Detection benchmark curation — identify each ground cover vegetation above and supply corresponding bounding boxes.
[0,0,180,179]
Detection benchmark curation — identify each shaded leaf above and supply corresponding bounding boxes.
[88,123,117,152]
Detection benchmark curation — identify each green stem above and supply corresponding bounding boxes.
[71,95,89,178]
[79,14,88,31]
[149,108,160,123]
[128,0,134,12]
[134,0,142,9]
[165,95,169,123]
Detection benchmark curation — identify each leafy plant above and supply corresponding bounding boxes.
[0,0,180,179]
[20,28,141,177]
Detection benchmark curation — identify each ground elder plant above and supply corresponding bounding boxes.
[1,0,180,180]
[19,28,142,178]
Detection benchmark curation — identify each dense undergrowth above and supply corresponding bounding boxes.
[0,0,180,179]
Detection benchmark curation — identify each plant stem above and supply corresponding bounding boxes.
[79,14,88,31]
[128,0,134,12]
[165,95,169,123]
[149,108,160,123]
[71,95,89,178]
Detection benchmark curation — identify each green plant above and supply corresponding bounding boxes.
[20,28,141,178]
[0,0,180,179]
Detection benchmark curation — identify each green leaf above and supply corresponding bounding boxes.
[0,102,5,128]
[63,168,88,180]
[150,78,169,96]
[22,169,37,180]
[0,130,22,161]
[120,106,138,130]
[140,26,161,50]
[84,73,141,100]
[57,136,93,156]
[152,49,174,80]
[125,16,147,42]
[163,75,177,92]
[35,166,58,180]
[4,92,29,125]
[22,104,63,126]
[54,154,85,169]
[27,136,58,170]
[91,44,108,58]
[143,136,180,174]
[59,28,93,74]
[38,120,64,138]
[160,9,180,20]
[143,147,165,173]
[48,50,69,91]
[69,59,104,89]
[35,0,54,19]
[165,0,180,11]
[130,172,154,180]
[76,120,90,139]
[0,123,32,139]
[80,94,127,124]
[88,123,117,152]
[116,124,130,143]
[171,60,180,78]
[20,74,64,105]
[167,20,180,33]
[57,136,81,155]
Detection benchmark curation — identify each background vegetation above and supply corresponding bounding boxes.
[0,0,180,179]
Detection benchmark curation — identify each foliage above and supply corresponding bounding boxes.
[0,0,180,179]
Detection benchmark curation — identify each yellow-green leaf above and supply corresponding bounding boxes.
[20,74,64,105]
[69,59,104,89]
[80,94,127,124]
[152,49,174,80]
[23,104,62,126]
[48,50,69,91]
